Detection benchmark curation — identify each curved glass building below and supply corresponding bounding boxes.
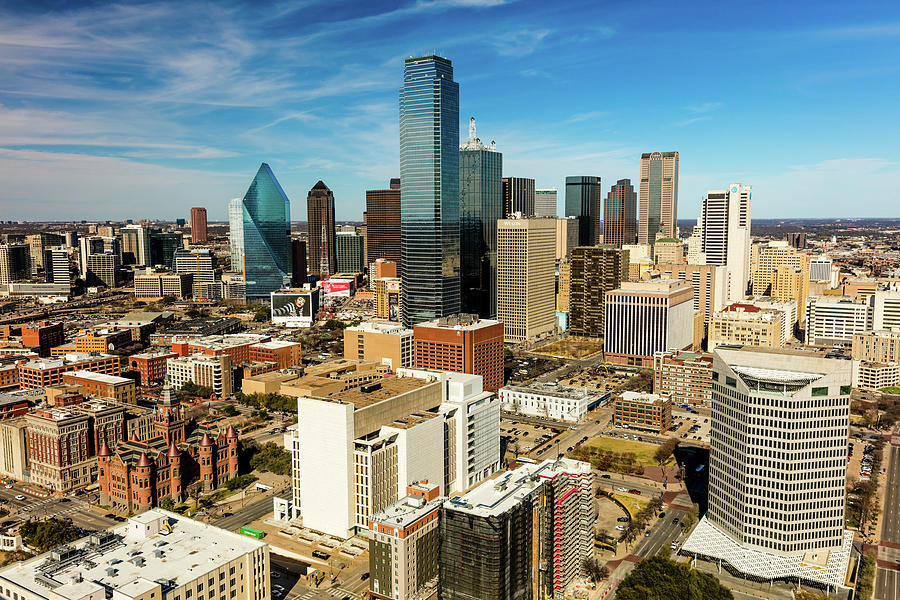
[399,55,460,326]
[240,163,291,298]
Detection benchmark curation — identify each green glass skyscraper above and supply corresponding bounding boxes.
[240,163,291,298]
[399,55,460,326]
[565,176,602,246]
[459,117,502,319]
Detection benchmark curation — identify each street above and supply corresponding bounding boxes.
[0,484,118,533]
[874,440,900,600]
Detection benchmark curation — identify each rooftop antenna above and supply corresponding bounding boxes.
[468,117,476,142]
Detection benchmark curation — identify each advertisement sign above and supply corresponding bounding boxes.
[388,291,399,322]
[271,291,318,326]
[321,279,352,297]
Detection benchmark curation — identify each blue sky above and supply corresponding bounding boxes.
[0,0,898,222]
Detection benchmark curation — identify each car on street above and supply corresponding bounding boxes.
[617,516,630,522]
[628,489,641,495]
[617,487,628,492]
[672,517,679,524]
[600,474,611,479]
[3,485,10,489]
[14,495,24,501]
[645,530,651,536]
[615,525,625,531]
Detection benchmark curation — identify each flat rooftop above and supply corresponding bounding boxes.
[23,353,115,370]
[0,510,266,597]
[371,495,444,530]
[500,383,597,400]
[64,370,132,385]
[416,314,500,331]
[312,376,436,409]
[129,350,178,359]
[346,322,413,335]
[251,340,299,350]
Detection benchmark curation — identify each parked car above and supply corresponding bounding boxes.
[615,525,625,531]
[617,516,630,522]
[617,487,628,492]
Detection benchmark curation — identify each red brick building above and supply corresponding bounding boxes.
[98,386,239,514]
[190,207,208,243]
[171,334,271,365]
[248,340,301,369]
[413,314,504,392]
[128,350,178,386]
[25,408,93,492]
[17,353,120,389]
[21,322,65,357]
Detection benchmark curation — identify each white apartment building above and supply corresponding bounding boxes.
[165,354,233,397]
[499,383,603,422]
[293,370,499,538]
[805,296,871,346]
[809,256,834,284]
[700,184,752,302]
[0,509,270,600]
[681,347,853,591]
[872,290,900,331]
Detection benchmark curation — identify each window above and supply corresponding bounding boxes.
[811,387,828,397]
[840,385,851,395]
[725,376,736,387]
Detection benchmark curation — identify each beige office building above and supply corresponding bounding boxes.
[375,277,402,321]
[655,263,727,324]
[638,151,679,245]
[555,216,578,260]
[852,329,900,363]
[344,321,414,370]
[751,242,809,322]
[0,418,28,481]
[496,217,557,343]
[709,304,784,350]
[557,260,571,312]
[653,238,683,264]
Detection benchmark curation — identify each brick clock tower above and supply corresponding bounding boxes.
[153,385,185,445]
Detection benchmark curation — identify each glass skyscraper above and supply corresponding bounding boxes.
[459,118,502,319]
[638,151,679,246]
[399,55,460,326]
[228,197,244,273]
[565,176,602,246]
[239,163,291,298]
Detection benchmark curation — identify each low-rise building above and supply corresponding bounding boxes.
[853,361,900,391]
[248,340,301,369]
[21,321,65,357]
[0,392,31,419]
[654,350,713,406]
[73,328,133,353]
[17,352,120,389]
[165,354,233,398]
[852,328,900,364]
[498,383,605,422]
[148,316,242,345]
[62,370,137,404]
[25,408,94,492]
[613,391,673,433]
[128,350,178,386]
[133,272,193,299]
[344,322,414,370]
[0,509,270,600]
[241,370,300,395]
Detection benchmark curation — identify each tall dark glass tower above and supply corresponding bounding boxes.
[399,55,460,326]
[602,178,637,248]
[240,163,291,298]
[459,118,502,319]
[565,176,602,246]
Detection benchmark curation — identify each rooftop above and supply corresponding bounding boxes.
[416,313,500,330]
[346,321,413,335]
[620,391,670,404]
[23,353,115,370]
[500,383,599,400]
[187,334,270,350]
[316,375,436,409]
[251,340,299,350]
[371,494,444,530]
[0,510,266,598]
[63,370,133,385]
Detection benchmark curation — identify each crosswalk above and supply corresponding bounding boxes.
[288,585,357,600]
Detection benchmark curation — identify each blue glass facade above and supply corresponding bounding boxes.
[399,55,460,326]
[241,163,291,298]
[459,144,502,319]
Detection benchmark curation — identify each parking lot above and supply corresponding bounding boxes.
[500,418,565,461]
[665,409,711,443]
[848,435,878,482]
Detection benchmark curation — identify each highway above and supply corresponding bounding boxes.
[874,441,900,600]
[632,509,687,558]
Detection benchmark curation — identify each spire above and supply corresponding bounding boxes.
[167,441,181,457]
[137,452,152,467]
[129,432,139,442]
[98,441,112,457]
[226,425,238,439]
[311,180,329,191]
[200,432,214,447]
[468,116,476,142]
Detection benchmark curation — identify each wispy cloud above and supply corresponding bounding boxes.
[564,110,609,124]
[492,29,551,56]
[686,101,723,114]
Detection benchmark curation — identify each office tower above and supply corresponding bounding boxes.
[787,232,807,249]
[809,256,834,283]
[557,259,571,312]
[501,176,535,217]
[240,163,291,298]
[709,303,786,350]
[85,253,120,288]
[149,231,183,268]
[307,180,336,279]
[700,183,752,302]
[740,297,797,343]
[174,218,185,227]
[459,117,503,319]
[534,188,557,217]
[751,241,808,325]
[686,219,705,265]
[64,231,78,248]
[568,246,628,337]
[496,216,556,343]
[555,216,578,260]
[681,347,852,591]
[366,180,402,267]
[565,176,602,246]
[0,244,30,284]
[189,207,208,243]
[97,225,115,238]
[43,248,70,285]
[228,197,244,272]
[290,239,307,286]
[400,55,460,326]
[375,277,402,322]
[770,266,808,328]
[655,263,727,324]
[292,369,499,538]
[603,178,637,248]
[440,458,595,600]
[638,151,679,245]
[375,259,398,279]
[368,484,443,600]
[805,296,871,346]
[413,314,504,391]
[604,279,695,367]
[344,322,413,369]
[25,233,64,269]
[872,290,900,330]
[120,224,151,266]
[336,231,365,274]
[173,248,218,297]
[654,237,683,264]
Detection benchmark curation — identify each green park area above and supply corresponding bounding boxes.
[613,493,649,518]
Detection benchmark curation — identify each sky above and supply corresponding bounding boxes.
[0,0,898,223]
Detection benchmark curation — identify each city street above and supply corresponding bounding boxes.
[0,484,118,533]
[874,439,900,600]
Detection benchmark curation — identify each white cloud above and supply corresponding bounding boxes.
[492,29,551,56]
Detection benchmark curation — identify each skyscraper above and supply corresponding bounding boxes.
[638,151,679,245]
[240,163,291,299]
[120,225,151,266]
[365,179,401,267]
[459,117,502,319]
[290,239,307,286]
[228,197,244,273]
[307,180,336,280]
[568,246,628,337]
[400,55,460,326]
[565,176,602,246]
[43,248,70,285]
[534,188,557,218]
[700,183,752,302]
[336,231,365,274]
[501,177,535,217]
[602,178,637,248]
[0,244,30,284]
[190,207,208,243]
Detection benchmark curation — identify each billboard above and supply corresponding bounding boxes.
[321,279,352,297]
[388,291,399,322]
[271,290,318,326]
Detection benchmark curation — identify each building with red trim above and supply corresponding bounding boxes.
[128,350,178,386]
[17,353,120,389]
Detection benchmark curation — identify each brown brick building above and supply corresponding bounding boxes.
[653,350,713,407]
[413,314,504,391]
[568,246,628,337]
[21,322,65,357]
[25,408,94,492]
[366,180,401,267]
[17,353,121,389]
[129,350,178,386]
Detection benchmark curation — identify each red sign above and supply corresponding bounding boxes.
[321,280,351,296]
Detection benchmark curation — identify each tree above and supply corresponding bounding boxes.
[161,295,177,304]
[654,437,679,466]
[681,503,700,531]
[221,405,238,417]
[582,557,607,582]
[248,441,291,476]
[19,518,81,553]
[159,497,176,511]
[253,306,269,322]
[616,556,733,600]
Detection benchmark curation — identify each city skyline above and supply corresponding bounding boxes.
[1,1,898,221]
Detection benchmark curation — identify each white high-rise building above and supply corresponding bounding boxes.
[805,296,872,346]
[686,218,706,265]
[700,184,751,302]
[228,197,244,273]
[809,256,833,283]
[872,289,900,331]
[534,188,558,217]
[681,347,853,592]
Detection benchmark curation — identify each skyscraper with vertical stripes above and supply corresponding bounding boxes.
[638,151,679,246]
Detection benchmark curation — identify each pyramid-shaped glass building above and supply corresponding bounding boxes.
[240,163,291,298]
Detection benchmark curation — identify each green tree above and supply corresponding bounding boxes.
[248,441,291,476]
[159,497,176,511]
[654,437,679,466]
[616,556,733,600]
[225,474,258,491]
[221,405,239,417]
[20,518,81,553]
[161,295,177,304]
